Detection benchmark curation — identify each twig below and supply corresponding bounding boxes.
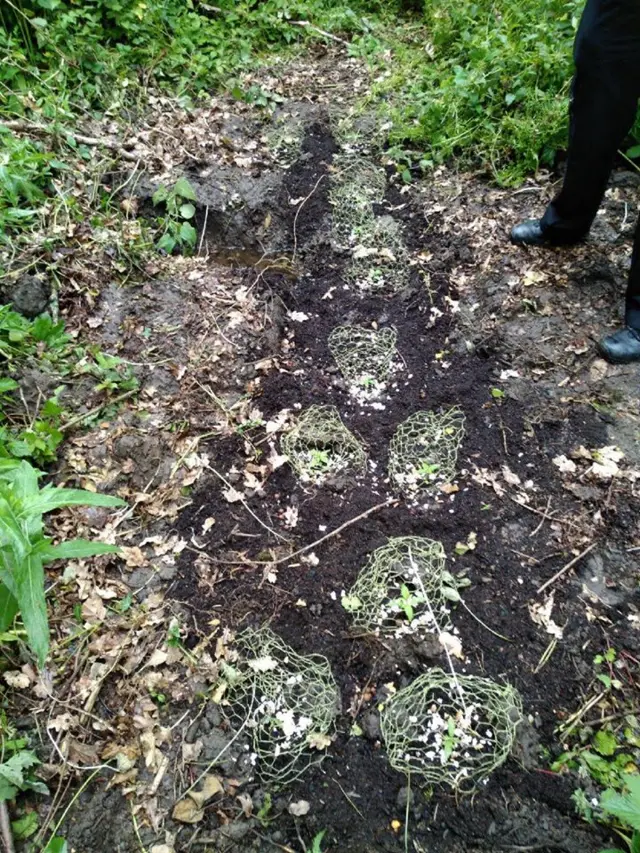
[206,464,290,543]
[560,690,607,738]
[198,205,209,255]
[529,496,552,538]
[178,685,255,800]
[2,119,140,161]
[270,498,397,565]
[536,542,597,595]
[460,599,511,642]
[0,801,15,853]
[583,705,640,728]
[292,174,326,262]
[533,638,557,673]
[408,547,467,715]
[60,389,137,432]
[333,779,365,819]
[289,19,350,45]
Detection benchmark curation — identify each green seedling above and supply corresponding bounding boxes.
[598,774,640,853]
[390,584,423,623]
[308,448,331,471]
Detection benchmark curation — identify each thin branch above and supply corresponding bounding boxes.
[2,119,139,161]
[0,802,14,853]
[206,464,290,543]
[536,542,597,595]
[270,497,397,565]
[289,19,350,45]
[292,174,326,262]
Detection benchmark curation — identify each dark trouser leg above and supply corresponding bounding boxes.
[540,0,640,242]
[625,219,640,328]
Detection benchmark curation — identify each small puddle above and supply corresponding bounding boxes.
[209,247,299,279]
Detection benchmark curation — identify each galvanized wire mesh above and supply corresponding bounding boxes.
[380,668,522,790]
[224,627,339,785]
[267,118,304,167]
[328,324,398,391]
[281,404,367,484]
[345,215,411,294]
[342,537,449,635]
[329,155,386,249]
[388,408,465,494]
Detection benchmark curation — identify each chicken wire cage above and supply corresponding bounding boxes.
[380,668,522,790]
[388,408,465,494]
[281,404,367,484]
[328,324,398,391]
[342,537,451,635]
[344,215,411,294]
[329,155,386,249]
[222,627,339,785]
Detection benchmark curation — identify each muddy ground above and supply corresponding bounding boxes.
[12,48,640,853]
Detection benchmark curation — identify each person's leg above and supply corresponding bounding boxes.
[625,219,640,329]
[541,0,640,240]
[597,211,640,363]
[512,0,640,246]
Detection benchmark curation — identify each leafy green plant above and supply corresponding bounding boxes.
[389,583,423,623]
[0,460,125,665]
[0,129,62,238]
[0,739,47,803]
[372,0,599,184]
[152,177,198,254]
[598,774,640,853]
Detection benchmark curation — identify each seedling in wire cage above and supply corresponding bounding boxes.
[281,405,366,484]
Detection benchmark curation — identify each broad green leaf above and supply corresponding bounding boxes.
[9,461,40,501]
[0,750,39,788]
[594,730,618,757]
[13,553,48,667]
[180,203,196,219]
[157,233,176,254]
[626,145,640,160]
[633,831,640,853]
[0,584,19,632]
[173,177,197,201]
[179,221,197,247]
[12,811,39,840]
[21,487,125,517]
[43,837,68,853]
[0,379,18,394]
[601,787,640,831]
[0,496,30,557]
[152,185,169,205]
[0,779,17,802]
[38,539,120,563]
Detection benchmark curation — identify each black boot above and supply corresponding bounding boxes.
[598,326,640,364]
[510,219,585,246]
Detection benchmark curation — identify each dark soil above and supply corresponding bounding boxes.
[167,118,640,852]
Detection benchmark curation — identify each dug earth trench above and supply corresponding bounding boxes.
[26,50,640,853]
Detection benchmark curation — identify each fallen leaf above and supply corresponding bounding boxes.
[529,594,563,639]
[237,793,253,817]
